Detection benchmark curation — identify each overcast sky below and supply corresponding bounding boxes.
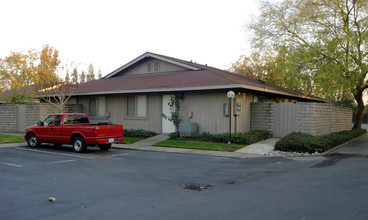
[1,0,259,76]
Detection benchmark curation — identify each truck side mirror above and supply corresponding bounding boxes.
[37,121,44,126]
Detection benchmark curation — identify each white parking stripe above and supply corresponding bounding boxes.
[16,147,95,159]
[50,159,77,164]
[0,161,23,168]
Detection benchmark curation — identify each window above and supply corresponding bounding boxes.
[147,62,152,73]
[64,115,89,124]
[126,95,147,118]
[154,62,159,72]
[147,61,159,73]
[54,115,62,126]
[89,96,106,117]
[43,115,56,126]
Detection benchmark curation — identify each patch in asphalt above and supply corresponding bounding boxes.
[312,153,368,168]
[179,183,213,191]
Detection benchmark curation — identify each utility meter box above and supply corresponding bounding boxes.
[179,122,198,137]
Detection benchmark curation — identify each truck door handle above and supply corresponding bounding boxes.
[51,127,54,130]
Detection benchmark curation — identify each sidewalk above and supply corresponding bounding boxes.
[235,138,280,155]
[112,134,267,158]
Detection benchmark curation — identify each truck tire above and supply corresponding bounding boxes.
[27,133,41,148]
[73,136,86,153]
[99,144,111,151]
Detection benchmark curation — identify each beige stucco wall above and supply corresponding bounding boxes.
[77,94,163,133]
[179,91,253,134]
[75,91,254,134]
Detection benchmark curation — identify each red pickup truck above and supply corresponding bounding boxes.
[24,113,125,153]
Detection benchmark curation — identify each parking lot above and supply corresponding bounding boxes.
[1,140,368,220]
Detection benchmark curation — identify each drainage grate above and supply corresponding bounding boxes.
[179,183,212,191]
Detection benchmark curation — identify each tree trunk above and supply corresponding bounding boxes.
[58,103,63,113]
[353,89,365,129]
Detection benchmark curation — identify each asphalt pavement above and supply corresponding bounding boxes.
[0,136,368,220]
[1,135,368,219]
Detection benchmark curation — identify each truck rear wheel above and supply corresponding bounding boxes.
[73,137,86,153]
[99,144,111,151]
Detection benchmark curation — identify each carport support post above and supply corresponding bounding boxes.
[227,91,235,151]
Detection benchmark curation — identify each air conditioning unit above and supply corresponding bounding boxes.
[179,122,198,137]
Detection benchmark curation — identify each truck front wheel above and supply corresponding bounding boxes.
[27,133,41,148]
[99,144,111,151]
[73,137,86,153]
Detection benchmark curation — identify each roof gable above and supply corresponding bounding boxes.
[104,52,203,78]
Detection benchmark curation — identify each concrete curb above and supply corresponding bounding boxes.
[2,133,366,159]
[321,133,368,155]
[112,144,264,159]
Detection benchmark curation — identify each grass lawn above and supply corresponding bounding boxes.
[122,137,146,144]
[153,138,245,152]
[0,134,25,143]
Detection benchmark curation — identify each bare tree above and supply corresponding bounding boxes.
[35,81,78,113]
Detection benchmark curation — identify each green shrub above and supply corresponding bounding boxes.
[275,129,367,153]
[179,130,272,145]
[124,129,157,137]
[169,132,180,139]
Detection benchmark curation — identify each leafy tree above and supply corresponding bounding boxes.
[80,71,86,83]
[33,47,79,113]
[0,45,80,110]
[0,49,38,91]
[65,70,70,82]
[247,0,368,128]
[229,54,263,79]
[97,68,103,79]
[36,45,60,84]
[87,63,95,81]
[71,68,79,83]
[4,88,36,104]
[0,45,60,102]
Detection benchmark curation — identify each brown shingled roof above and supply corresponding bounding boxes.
[74,61,324,102]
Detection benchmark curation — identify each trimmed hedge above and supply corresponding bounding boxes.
[124,129,157,138]
[275,129,367,154]
[171,130,272,145]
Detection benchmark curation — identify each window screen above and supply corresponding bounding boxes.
[127,96,136,116]
[127,95,147,117]
[89,96,106,117]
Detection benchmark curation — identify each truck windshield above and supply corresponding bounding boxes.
[64,115,89,124]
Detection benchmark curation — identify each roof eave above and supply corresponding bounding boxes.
[73,83,324,102]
